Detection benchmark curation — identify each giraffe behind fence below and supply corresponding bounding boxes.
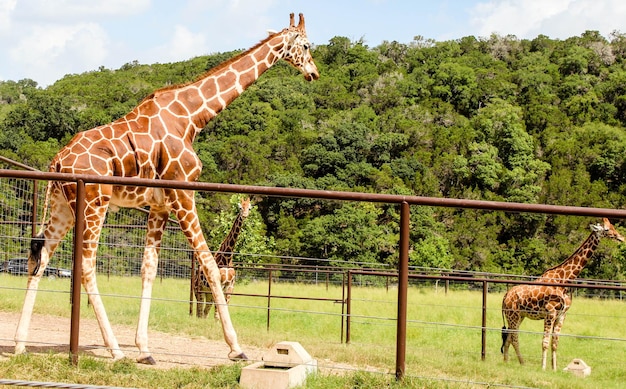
[14,13,318,365]
[194,197,251,319]
[500,218,624,371]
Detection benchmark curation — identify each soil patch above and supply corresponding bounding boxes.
[0,311,356,375]
[0,311,263,370]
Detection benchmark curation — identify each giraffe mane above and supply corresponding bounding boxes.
[540,226,600,275]
[140,29,289,104]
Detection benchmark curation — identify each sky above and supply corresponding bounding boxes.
[2,0,626,87]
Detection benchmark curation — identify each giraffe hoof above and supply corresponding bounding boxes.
[137,356,157,365]
[14,344,26,355]
[229,352,248,361]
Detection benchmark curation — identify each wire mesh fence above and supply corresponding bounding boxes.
[3,165,626,386]
[0,160,195,280]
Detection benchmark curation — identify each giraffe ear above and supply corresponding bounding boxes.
[590,223,603,232]
[267,29,277,36]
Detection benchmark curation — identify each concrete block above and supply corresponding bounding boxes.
[239,341,317,389]
[563,358,591,378]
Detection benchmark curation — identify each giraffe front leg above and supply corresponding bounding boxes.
[207,290,216,320]
[541,318,555,371]
[84,276,125,360]
[551,314,567,371]
[174,194,245,360]
[199,257,246,359]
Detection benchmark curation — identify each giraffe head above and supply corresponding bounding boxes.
[592,218,625,242]
[239,197,252,218]
[276,13,319,81]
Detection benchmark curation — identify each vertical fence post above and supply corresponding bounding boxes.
[481,280,488,361]
[396,201,410,380]
[346,270,352,344]
[341,271,346,343]
[266,269,273,332]
[70,179,85,365]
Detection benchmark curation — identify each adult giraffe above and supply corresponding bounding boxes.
[501,218,624,370]
[14,13,318,365]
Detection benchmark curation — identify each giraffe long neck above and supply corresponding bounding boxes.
[137,33,286,140]
[539,231,600,282]
[215,212,246,267]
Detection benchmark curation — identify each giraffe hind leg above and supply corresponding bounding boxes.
[505,316,525,365]
[15,189,73,356]
[14,243,51,355]
[173,197,246,360]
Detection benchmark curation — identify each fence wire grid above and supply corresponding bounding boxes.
[2,164,626,388]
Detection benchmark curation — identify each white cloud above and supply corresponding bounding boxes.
[471,0,572,38]
[0,0,16,35]
[0,0,151,85]
[470,0,626,39]
[153,25,208,63]
[9,23,108,85]
[13,0,150,22]
[184,0,278,51]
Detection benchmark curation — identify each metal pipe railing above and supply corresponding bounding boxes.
[2,168,626,379]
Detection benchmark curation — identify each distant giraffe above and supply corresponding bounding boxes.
[501,218,624,370]
[194,197,251,319]
[14,13,318,365]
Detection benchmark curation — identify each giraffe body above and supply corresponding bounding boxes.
[501,218,624,370]
[14,13,317,364]
[194,197,251,319]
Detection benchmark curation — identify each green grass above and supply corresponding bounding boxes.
[1,273,626,388]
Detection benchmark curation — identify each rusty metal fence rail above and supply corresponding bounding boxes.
[3,168,626,378]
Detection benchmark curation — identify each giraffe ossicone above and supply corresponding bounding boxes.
[14,13,317,364]
[501,218,624,371]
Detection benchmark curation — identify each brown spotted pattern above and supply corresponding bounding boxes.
[501,218,624,370]
[14,13,317,364]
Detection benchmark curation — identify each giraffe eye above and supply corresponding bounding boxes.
[303,44,310,51]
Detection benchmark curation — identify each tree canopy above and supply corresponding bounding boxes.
[3,30,626,279]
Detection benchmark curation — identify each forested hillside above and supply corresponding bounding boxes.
[2,31,626,279]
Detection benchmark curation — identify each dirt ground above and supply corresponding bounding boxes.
[0,311,266,370]
[0,311,355,375]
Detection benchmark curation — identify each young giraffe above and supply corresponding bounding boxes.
[501,218,624,371]
[14,13,318,365]
[194,197,251,319]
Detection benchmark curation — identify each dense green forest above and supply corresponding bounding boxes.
[2,31,626,279]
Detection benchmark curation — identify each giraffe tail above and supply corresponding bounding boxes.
[30,234,45,276]
[500,326,508,354]
[500,308,508,354]
[30,179,52,276]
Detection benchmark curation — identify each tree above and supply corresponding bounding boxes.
[0,89,79,142]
